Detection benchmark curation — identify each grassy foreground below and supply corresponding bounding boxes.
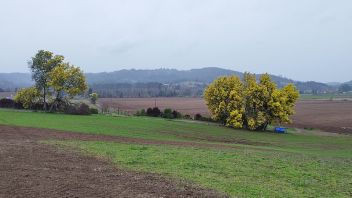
[45,140,352,197]
[1,109,352,156]
[1,109,352,197]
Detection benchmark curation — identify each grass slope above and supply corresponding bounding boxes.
[1,109,352,197]
[47,140,352,197]
[0,109,351,157]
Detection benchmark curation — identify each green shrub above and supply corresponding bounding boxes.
[194,113,213,122]
[183,114,191,119]
[162,108,174,119]
[64,103,91,115]
[0,98,14,108]
[0,98,23,109]
[90,108,99,114]
[135,109,147,116]
[172,110,182,118]
[194,113,202,120]
[141,107,182,119]
[146,107,161,117]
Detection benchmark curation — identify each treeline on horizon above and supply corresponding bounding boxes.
[1,80,344,98]
[0,66,349,98]
[90,82,206,98]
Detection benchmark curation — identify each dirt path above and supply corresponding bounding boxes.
[0,125,227,198]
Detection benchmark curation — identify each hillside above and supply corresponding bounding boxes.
[0,67,345,95]
[0,73,33,91]
[86,67,243,84]
[344,80,352,86]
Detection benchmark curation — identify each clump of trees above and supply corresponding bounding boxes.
[204,73,299,131]
[136,107,182,119]
[14,50,89,114]
[146,107,162,117]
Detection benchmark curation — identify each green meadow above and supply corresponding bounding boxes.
[1,109,352,197]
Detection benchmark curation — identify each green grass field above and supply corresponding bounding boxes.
[1,109,352,197]
[300,93,352,100]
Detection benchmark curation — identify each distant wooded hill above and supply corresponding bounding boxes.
[0,67,344,97]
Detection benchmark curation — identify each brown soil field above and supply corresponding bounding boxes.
[288,100,352,134]
[100,97,210,116]
[0,125,227,198]
[100,98,352,133]
[0,92,15,98]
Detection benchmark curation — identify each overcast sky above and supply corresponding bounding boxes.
[0,0,351,82]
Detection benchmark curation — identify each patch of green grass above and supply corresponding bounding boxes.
[300,93,352,100]
[1,109,352,197]
[1,109,352,157]
[46,140,352,198]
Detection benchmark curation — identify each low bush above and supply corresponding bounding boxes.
[64,103,91,115]
[89,108,99,114]
[172,110,182,119]
[31,102,48,111]
[194,113,213,122]
[0,98,23,109]
[161,109,183,119]
[194,113,203,120]
[142,107,183,119]
[162,108,174,119]
[135,109,146,116]
[0,98,15,108]
[146,107,161,117]
[183,114,191,119]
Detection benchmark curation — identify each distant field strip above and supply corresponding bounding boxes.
[100,98,352,133]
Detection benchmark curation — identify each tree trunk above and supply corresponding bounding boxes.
[43,88,47,111]
[263,122,269,131]
[49,92,61,112]
[49,100,55,112]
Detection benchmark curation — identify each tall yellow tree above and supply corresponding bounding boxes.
[204,76,244,127]
[204,73,299,131]
[48,63,87,111]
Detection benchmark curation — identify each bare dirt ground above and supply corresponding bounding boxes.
[100,97,210,116]
[288,100,352,134]
[100,98,352,133]
[0,92,15,98]
[0,125,227,198]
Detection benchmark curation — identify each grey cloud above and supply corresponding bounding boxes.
[0,0,351,82]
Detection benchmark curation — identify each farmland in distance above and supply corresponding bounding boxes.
[99,97,352,134]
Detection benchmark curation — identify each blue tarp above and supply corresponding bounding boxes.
[274,127,286,133]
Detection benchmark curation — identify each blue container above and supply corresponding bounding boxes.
[275,127,286,133]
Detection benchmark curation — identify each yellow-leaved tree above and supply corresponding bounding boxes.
[48,63,87,111]
[14,87,41,109]
[204,73,299,131]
